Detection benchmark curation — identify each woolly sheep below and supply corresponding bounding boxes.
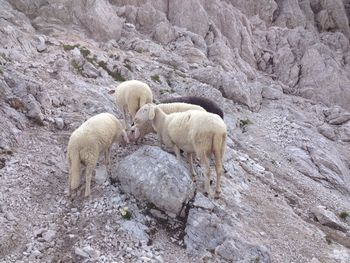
[161,96,224,119]
[67,112,129,198]
[134,104,227,198]
[108,80,153,127]
[129,102,205,144]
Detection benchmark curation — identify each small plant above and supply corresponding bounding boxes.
[271,160,277,165]
[159,89,168,95]
[97,60,125,81]
[70,60,83,75]
[339,211,349,220]
[151,74,161,83]
[124,63,133,72]
[79,47,91,58]
[62,44,79,51]
[0,68,3,75]
[254,256,261,263]
[110,71,126,82]
[119,207,132,220]
[239,119,253,133]
[325,235,332,245]
[98,60,108,70]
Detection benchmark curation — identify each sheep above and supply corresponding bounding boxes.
[129,102,205,144]
[108,80,153,127]
[134,104,227,198]
[67,112,129,198]
[161,96,224,119]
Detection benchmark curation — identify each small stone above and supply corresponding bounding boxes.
[31,249,42,258]
[42,230,56,242]
[311,206,347,232]
[36,36,47,53]
[193,192,214,211]
[55,118,64,130]
[34,228,46,237]
[83,245,100,258]
[75,247,90,258]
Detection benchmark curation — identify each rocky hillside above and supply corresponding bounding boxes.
[1,0,350,262]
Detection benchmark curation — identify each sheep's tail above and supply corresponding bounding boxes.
[213,131,227,162]
[68,150,81,192]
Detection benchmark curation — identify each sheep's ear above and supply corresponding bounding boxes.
[108,89,115,95]
[148,107,155,120]
[122,130,129,144]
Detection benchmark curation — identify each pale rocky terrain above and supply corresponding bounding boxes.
[1,0,350,262]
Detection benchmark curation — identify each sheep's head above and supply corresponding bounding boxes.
[134,103,156,124]
[118,129,130,146]
[129,125,140,141]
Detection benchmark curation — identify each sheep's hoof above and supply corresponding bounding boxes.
[214,192,221,199]
[192,177,197,183]
[203,192,209,197]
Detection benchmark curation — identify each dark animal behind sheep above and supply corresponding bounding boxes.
[161,96,224,119]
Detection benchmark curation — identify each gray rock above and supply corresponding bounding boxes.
[153,21,177,45]
[35,36,46,53]
[311,206,348,232]
[317,124,336,141]
[168,0,209,37]
[114,145,194,217]
[82,245,100,258]
[192,192,214,211]
[83,62,99,78]
[338,122,350,142]
[25,94,44,125]
[215,239,271,263]
[185,207,271,261]
[75,247,90,258]
[42,230,56,242]
[73,0,124,41]
[120,220,149,241]
[54,118,64,130]
[262,84,283,100]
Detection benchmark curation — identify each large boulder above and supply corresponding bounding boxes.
[114,145,195,217]
[184,193,271,262]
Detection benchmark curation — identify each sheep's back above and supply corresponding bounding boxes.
[158,102,205,114]
[116,80,152,106]
[166,110,226,151]
[73,113,121,150]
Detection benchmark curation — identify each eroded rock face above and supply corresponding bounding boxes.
[1,0,350,262]
[184,193,272,262]
[114,145,195,217]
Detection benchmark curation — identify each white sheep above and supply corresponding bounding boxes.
[130,102,205,144]
[134,104,227,198]
[67,112,129,198]
[108,80,153,127]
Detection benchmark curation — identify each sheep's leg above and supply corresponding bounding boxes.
[187,153,197,182]
[105,147,111,175]
[157,133,163,149]
[68,157,72,196]
[200,154,211,197]
[122,106,128,128]
[84,165,95,198]
[174,145,181,160]
[214,157,223,199]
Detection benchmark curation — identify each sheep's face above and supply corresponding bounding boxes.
[118,130,130,146]
[129,125,140,141]
[134,103,153,124]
